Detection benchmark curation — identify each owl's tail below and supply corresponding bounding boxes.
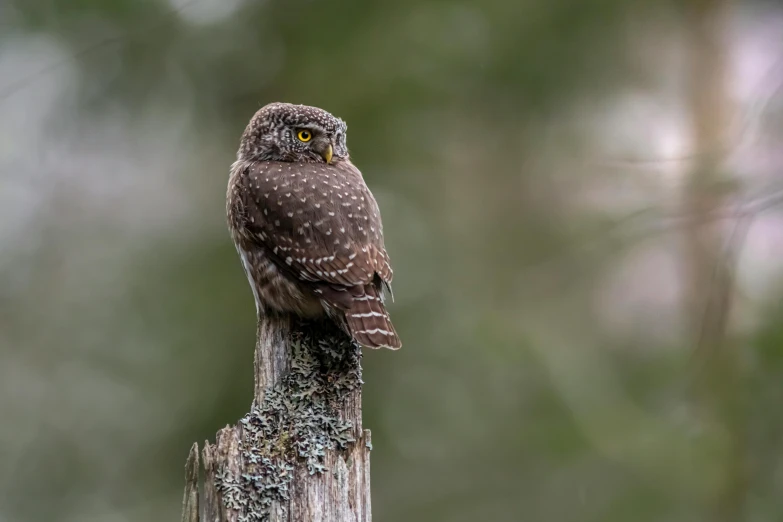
[345,285,401,350]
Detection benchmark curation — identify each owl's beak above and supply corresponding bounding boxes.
[322,143,333,164]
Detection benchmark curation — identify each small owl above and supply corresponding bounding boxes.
[227,102,401,349]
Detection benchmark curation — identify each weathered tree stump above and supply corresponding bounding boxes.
[182,316,371,521]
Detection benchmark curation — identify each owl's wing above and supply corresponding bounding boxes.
[237,160,393,298]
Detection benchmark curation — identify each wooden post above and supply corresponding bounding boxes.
[182,316,372,521]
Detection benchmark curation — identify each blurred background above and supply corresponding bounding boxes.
[2,0,783,520]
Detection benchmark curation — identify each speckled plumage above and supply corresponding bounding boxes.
[227,102,400,349]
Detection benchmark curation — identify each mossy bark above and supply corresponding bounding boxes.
[182,316,371,522]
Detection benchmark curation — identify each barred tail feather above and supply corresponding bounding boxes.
[346,286,401,349]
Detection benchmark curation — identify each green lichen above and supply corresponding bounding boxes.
[215,320,363,521]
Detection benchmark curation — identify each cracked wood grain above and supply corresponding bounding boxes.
[182,316,371,522]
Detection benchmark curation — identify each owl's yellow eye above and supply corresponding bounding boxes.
[297,130,312,142]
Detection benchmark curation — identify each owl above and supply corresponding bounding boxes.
[227,102,401,349]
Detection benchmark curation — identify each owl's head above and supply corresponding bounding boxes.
[238,102,349,164]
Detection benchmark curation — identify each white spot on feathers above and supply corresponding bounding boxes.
[350,312,385,318]
[355,328,392,336]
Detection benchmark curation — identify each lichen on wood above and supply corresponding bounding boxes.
[184,317,372,522]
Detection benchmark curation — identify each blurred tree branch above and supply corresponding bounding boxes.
[683,0,749,520]
[0,0,203,105]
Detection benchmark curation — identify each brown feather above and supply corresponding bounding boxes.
[227,156,400,349]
